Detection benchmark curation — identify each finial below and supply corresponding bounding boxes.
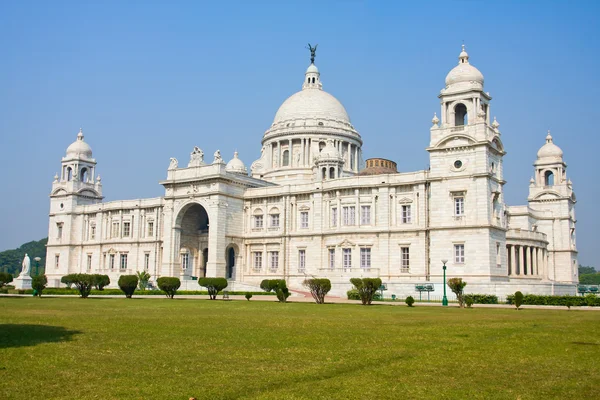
[234,151,239,158]
[492,116,500,130]
[546,130,553,143]
[306,43,318,64]
[432,112,439,126]
[53,173,59,183]
[77,127,84,140]
[529,177,535,185]
[462,43,465,52]
[96,175,101,182]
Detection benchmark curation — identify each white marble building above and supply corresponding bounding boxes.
[45,46,578,296]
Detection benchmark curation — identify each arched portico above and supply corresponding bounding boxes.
[174,202,210,279]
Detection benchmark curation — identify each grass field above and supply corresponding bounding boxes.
[0,297,598,399]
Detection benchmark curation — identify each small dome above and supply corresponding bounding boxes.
[306,63,319,74]
[225,151,248,175]
[66,128,93,159]
[445,45,484,87]
[537,131,563,160]
[317,140,341,160]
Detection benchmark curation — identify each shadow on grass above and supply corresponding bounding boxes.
[0,324,81,349]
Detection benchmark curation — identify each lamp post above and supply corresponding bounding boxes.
[441,259,448,306]
[34,257,41,276]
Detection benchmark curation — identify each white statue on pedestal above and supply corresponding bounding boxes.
[19,254,31,277]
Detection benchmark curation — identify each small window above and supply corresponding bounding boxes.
[253,252,263,271]
[87,254,92,271]
[269,251,279,272]
[270,214,280,228]
[360,205,371,225]
[300,212,309,228]
[298,249,306,272]
[144,253,150,270]
[329,167,335,179]
[254,215,264,229]
[454,197,465,216]
[331,207,338,227]
[496,243,501,266]
[282,150,290,167]
[56,223,63,240]
[342,206,356,226]
[112,222,120,238]
[454,160,463,169]
[55,254,60,269]
[181,253,189,270]
[455,103,468,126]
[109,254,115,269]
[343,248,352,269]
[148,222,154,237]
[329,248,335,270]
[90,224,96,240]
[123,222,131,237]
[81,168,88,183]
[120,254,128,270]
[401,247,410,272]
[454,244,465,264]
[544,170,554,186]
[402,205,412,224]
[360,248,371,269]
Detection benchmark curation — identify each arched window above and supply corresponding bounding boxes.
[307,77,310,83]
[455,103,468,126]
[81,168,88,183]
[544,170,554,186]
[67,167,73,181]
[322,167,327,180]
[282,150,289,166]
[329,167,335,179]
[312,77,315,83]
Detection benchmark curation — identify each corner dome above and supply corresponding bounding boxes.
[273,89,350,124]
[225,151,248,175]
[317,139,341,160]
[445,45,484,87]
[537,131,563,160]
[66,128,93,159]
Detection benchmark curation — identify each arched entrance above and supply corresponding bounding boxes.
[176,203,209,278]
[226,247,235,279]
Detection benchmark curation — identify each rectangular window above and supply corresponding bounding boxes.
[254,215,264,229]
[87,254,92,271]
[401,247,410,272]
[148,221,154,237]
[300,212,309,228]
[144,253,150,270]
[342,206,356,226]
[90,225,96,240]
[55,255,60,269]
[270,214,280,228]
[343,248,352,270]
[329,248,335,270]
[120,254,128,270]
[181,253,189,270]
[298,249,306,272]
[57,223,63,240]
[109,254,115,270]
[253,252,263,270]
[454,244,465,264]
[454,197,465,216]
[270,251,279,272]
[361,205,371,225]
[123,222,131,237]
[496,242,501,266]
[331,207,338,227]
[112,222,119,238]
[360,248,371,269]
[402,205,412,224]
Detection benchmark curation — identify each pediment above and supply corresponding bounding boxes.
[338,239,355,247]
[437,134,475,148]
[398,197,413,204]
[298,205,311,211]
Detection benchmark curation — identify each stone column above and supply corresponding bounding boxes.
[289,138,292,166]
[517,246,523,276]
[510,245,516,276]
[354,145,359,172]
[532,247,538,276]
[525,246,530,276]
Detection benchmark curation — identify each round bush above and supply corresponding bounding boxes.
[157,277,181,299]
[405,296,415,307]
[118,275,139,298]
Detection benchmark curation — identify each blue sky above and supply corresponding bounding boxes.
[0,1,598,266]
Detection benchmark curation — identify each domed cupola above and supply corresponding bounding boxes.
[444,45,484,90]
[251,45,363,183]
[225,151,248,175]
[314,139,345,180]
[536,131,564,162]
[532,131,568,188]
[65,128,93,160]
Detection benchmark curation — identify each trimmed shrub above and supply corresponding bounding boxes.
[245,292,252,301]
[447,278,467,308]
[350,278,382,305]
[514,291,524,310]
[61,275,74,289]
[31,274,48,297]
[157,277,181,299]
[585,294,597,307]
[260,279,290,303]
[197,277,228,300]
[136,271,151,291]
[465,296,474,308]
[0,272,13,288]
[118,275,139,298]
[303,278,331,304]
[405,296,415,307]
[506,294,594,307]
[347,289,382,301]
[464,294,498,304]
[64,274,95,298]
[91,274,110,290]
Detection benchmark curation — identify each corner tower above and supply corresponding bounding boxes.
[251,47,362,183]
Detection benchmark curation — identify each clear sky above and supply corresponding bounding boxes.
[0,1,598,266]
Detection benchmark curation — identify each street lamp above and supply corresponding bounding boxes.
[34,257,41,276]
[441,259,448,306]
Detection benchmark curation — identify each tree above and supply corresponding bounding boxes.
[0,272,13,288]
[579,273,600,285]
[197,277,228,300]
[0,238,48,277]
[579,265,597,275]
[66,274,95,298]
[260,279,290,303]
[157,277,181,299]
[260,279,280,293]
[447,278,467,308]
[136,271,151,291]
[118,275,139,298]
[302,278,331,304]
[92,274,110,290]
[405,296,415,307]
[514,291,524,310]
[349,278,382,305]
[245,292,252,301]
[32,275,48,297]
[61,275,74,289]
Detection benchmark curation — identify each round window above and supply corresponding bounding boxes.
[454,160,463,169]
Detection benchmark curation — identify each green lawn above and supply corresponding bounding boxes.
[0,298,598,399]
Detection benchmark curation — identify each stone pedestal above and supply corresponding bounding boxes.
[14,275,32,290]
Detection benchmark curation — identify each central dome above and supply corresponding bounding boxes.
[273,89,350,124]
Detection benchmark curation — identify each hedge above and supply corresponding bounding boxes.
[14,288,276,296]
[464,294,499,304]
[506,294,599,307]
